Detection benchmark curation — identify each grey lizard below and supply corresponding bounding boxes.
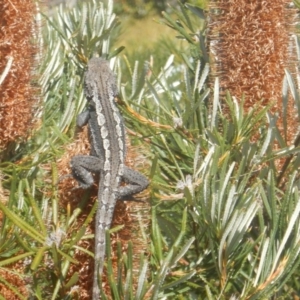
[70,57,149,299]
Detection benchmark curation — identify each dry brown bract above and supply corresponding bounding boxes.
[208,0,299,143]
[0,0,38,150]
[0,268,28,300]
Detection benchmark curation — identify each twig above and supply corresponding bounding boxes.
[0,56,14,86]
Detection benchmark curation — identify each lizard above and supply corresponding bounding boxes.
[70,57,149,299]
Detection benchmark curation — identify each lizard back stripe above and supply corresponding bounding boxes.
[76,57,149,300]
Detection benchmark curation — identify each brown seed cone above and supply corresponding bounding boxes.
[0,0,39,151]
[208,0,299,145]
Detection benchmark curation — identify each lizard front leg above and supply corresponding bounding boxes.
[76,110,90,127]
[71,110,103,189]
[70,155,103,189]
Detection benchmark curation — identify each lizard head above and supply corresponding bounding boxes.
[84,57,118,105]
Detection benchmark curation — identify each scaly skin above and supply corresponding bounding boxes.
[70,58,149,299]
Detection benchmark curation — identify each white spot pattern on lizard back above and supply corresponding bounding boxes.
[118,166,124,176]
[104,160,110,170]
[103,139,110,149]
[101,126,108,138]
[105,149,111,158]
[118,138,124,150]
[116,124,122,137]
[92,86,102,108]
[111,100,119,111]
[97,113,106,126]
[99,209,106,229]
[102,188,110,205]
[104,173,111,186]
[113,112,120,123]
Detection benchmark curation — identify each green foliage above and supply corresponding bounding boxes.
[114,4,300,299]
[293,0,300,10]
[119,57,300,298]
[114,0,208,18]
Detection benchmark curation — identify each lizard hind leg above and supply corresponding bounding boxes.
[119,166,149,199]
